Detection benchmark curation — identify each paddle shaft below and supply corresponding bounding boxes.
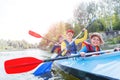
[70,17,97,45]
[44,49,114,62]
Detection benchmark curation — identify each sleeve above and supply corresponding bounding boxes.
[51,45,56,53]
[61,41,66,51]
[75,30,88,45]
[61,41,67,56]
[78,46,88,53]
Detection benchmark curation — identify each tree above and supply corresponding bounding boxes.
[73,0,120,32]
[39,21,73,49]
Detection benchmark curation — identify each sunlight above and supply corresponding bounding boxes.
[0,0,99,43]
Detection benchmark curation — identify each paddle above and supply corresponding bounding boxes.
[29,30,42,38]
[29,30,55,43]
[33,17,97,76]
[4,49,115,74]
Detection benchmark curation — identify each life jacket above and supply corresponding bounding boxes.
[51,45,61,54]
[64,40,77,54]
[81,41,100,53]
[56,47,61,54]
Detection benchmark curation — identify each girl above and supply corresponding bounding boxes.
[79,32,104,57]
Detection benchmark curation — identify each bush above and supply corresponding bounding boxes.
[107,36,120,44]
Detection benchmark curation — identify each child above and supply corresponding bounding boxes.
[51,35,64,54]
[61,28,88,56]
[79,32,104,57]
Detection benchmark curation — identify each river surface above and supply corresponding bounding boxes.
[0,49,79,80]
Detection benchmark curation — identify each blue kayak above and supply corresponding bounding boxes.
[54,51,120,80]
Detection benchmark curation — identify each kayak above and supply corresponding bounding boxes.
[54,51,120,80]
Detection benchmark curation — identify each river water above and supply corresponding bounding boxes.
[0,49,79,80]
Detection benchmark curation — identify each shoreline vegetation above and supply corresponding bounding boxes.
[0,39,39,52]
[0,34,119,52]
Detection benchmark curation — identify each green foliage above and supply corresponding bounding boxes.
[87,20,105,32]
[112,13,120,30]
[73,23,83,38]
[107,36,120,44]
[73,0,120,32]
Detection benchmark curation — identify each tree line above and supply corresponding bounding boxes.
[0,39,39,51]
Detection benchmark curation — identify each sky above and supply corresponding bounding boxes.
[0,0,91,43]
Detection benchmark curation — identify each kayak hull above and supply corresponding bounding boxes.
[54,51,120,80]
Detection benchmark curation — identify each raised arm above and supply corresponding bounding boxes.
[75,29,88,45]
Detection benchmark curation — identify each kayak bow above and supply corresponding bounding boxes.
[54,51,120,80]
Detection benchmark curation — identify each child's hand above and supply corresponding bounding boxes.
[114,47,120,51]
[80,52,85,57]
[82,28,86,32]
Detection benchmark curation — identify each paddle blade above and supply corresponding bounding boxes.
[33,62,53,76]
[4,57,43,74]
[29,30,42,38]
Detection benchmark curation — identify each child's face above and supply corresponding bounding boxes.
[66,32,74,40]
[91,36,101,46]
[59,37,63,43]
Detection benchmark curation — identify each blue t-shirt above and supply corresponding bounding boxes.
[78,45,103,54]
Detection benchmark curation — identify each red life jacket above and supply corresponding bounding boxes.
[51,45,61,54]
[81,41,100,53]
